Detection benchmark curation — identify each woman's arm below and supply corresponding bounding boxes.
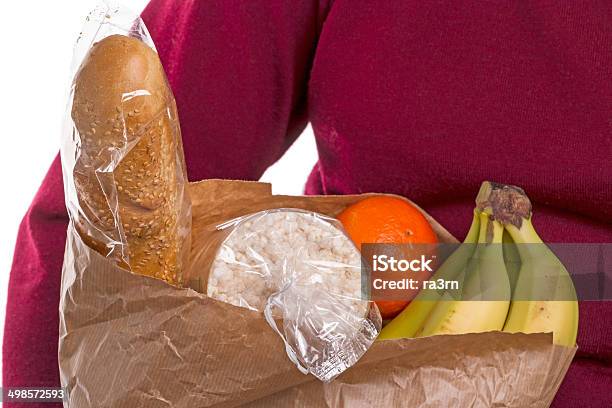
[3,0,330,399]
[3,157,67,394]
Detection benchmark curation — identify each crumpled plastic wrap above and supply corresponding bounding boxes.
[60,2,191,285]
[207,209,381,382]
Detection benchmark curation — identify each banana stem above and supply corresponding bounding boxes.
[505,221,541,244]
[475,181,532,230]
[505,218,549,261]
[477,212,503,244]
[476,181,537,258]
[461,213,506,300]
[464,210,481,243]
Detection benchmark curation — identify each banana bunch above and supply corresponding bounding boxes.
[378,182,579,347]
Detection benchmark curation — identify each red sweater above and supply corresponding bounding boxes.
[4,1,611,407]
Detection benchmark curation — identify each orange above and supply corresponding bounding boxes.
[337,196,437,249]
[337,196,438,319]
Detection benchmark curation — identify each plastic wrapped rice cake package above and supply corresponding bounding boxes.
[207,209,381,382]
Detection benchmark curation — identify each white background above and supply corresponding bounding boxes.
[0,1,317,379]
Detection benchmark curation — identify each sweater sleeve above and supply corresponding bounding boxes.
[3,157,67,397]
[2,1,328,402]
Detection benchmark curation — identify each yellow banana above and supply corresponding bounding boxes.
[502,219,579,346]
[418,212,511,337]
[474,181,578,346]
[378,181,578,345]
[378,211,480,340]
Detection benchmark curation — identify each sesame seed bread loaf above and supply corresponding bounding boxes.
[71,34,191,286]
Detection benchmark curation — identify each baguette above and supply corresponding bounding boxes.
[71,34,190,286]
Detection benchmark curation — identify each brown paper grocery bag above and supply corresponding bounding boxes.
[59,180,576,407]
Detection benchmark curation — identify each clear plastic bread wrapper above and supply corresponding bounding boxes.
[207,209,381,381]
[60,1,191,286]
[58,4,577,408]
